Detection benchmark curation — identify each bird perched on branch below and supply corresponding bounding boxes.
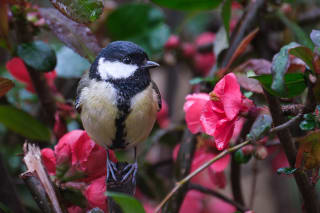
[75,41,161,183]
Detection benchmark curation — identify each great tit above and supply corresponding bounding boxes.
[75,41,161,182]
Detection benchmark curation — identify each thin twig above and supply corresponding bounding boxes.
[154,139,251,213]
[269,113,303,134]
[162,130,197,213]
[189,183,249,212]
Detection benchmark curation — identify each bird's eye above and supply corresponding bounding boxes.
[123,57,131,64]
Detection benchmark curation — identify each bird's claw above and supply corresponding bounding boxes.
[107,160,118,182]
[121,162,138,184]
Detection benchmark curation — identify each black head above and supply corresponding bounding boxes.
[90,41,159,80]
[99,41,148,66]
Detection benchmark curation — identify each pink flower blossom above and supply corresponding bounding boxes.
[164,35,180,50]
[194,32,216,76]
[180,190,204,213]
[184,93,210,134]
[200,73,253,150]
[84,176,107,211]
[41,130,116,182]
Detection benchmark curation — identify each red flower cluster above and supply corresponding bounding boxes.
[184,73,253,150]
[6,57,57,94]
[41,130,116,212]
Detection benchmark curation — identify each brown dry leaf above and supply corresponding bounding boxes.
[0,77,14,97]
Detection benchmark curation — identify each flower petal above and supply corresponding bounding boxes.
[184,93,210,134]
[214,119,235,150]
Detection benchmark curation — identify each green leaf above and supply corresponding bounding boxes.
[189,76,217,85]
[151,0,223,10]
[106,3,170,56]
[56,46,90,78]
[49,0,103,23]
[277,11,314,49]
[277,167,297,175]
[299,120,316,131]
[247,114,273,141]
[310,30,320,47]
[107,192,146,213]
[234,149,251,164]
[289,46,314,71]
[221,0,231,40]
[17,41,57,72]
[0,105,51,141]
[271,42,299,94]
[252,73,307,98]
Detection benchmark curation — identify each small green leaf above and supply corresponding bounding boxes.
[271,42,299,94]
[234,149,251,164]
[289,46,314,71]
[277,167,297,175]
[49,0,103,23]
[17,41,57,72]
[310,30,320,47]
[277,11,314,49]
[252,73,307,98]
[107,192,146,213]
[106,3,170,56]
[247,114,273,141]
[151,0,223,11]
[221,0,231,40]
[189,76,217,85]
[0,105,51,141]
[299,120,316,131]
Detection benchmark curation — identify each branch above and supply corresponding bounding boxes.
[27,67,57,126]
[231,109,258,206]
[217,0,266,73]
[162,130,197,213]
[0,153,26,213]
[20,143,65,213]
[264,90,319,213]
[155,139,251,213]
[189,183,249,212]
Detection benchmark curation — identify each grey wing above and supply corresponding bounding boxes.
[75,71,90,113]
[151,80,162,112]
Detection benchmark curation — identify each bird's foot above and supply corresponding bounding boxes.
[106,159,118,181]
[121,162,138,184]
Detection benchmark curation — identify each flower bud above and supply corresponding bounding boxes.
[255,145,268,160]
[164,35,180,50]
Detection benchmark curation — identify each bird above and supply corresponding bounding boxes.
[75,41,161,183]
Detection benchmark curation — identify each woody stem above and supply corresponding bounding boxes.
[154,139,251,213]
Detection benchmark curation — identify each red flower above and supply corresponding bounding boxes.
[184,93,210,134]
[84,176,107,211]
[200,73,253,150]
[203,197,236,213]
[157,99,170,128]
[41,148,56,175]
[67,206,83,213]
[164,35,180,50]
[194,32,216,76]
[180,190,204,213]
[41,130,116,182]
[6,57,57,93]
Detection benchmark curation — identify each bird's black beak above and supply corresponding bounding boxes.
[141,60,160,69]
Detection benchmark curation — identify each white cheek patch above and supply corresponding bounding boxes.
[97,58,138,80]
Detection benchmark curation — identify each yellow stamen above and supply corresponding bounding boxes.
[209,92,220,101]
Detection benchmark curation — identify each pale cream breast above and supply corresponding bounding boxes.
[79,80,118,147]
[125,84,159,147]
